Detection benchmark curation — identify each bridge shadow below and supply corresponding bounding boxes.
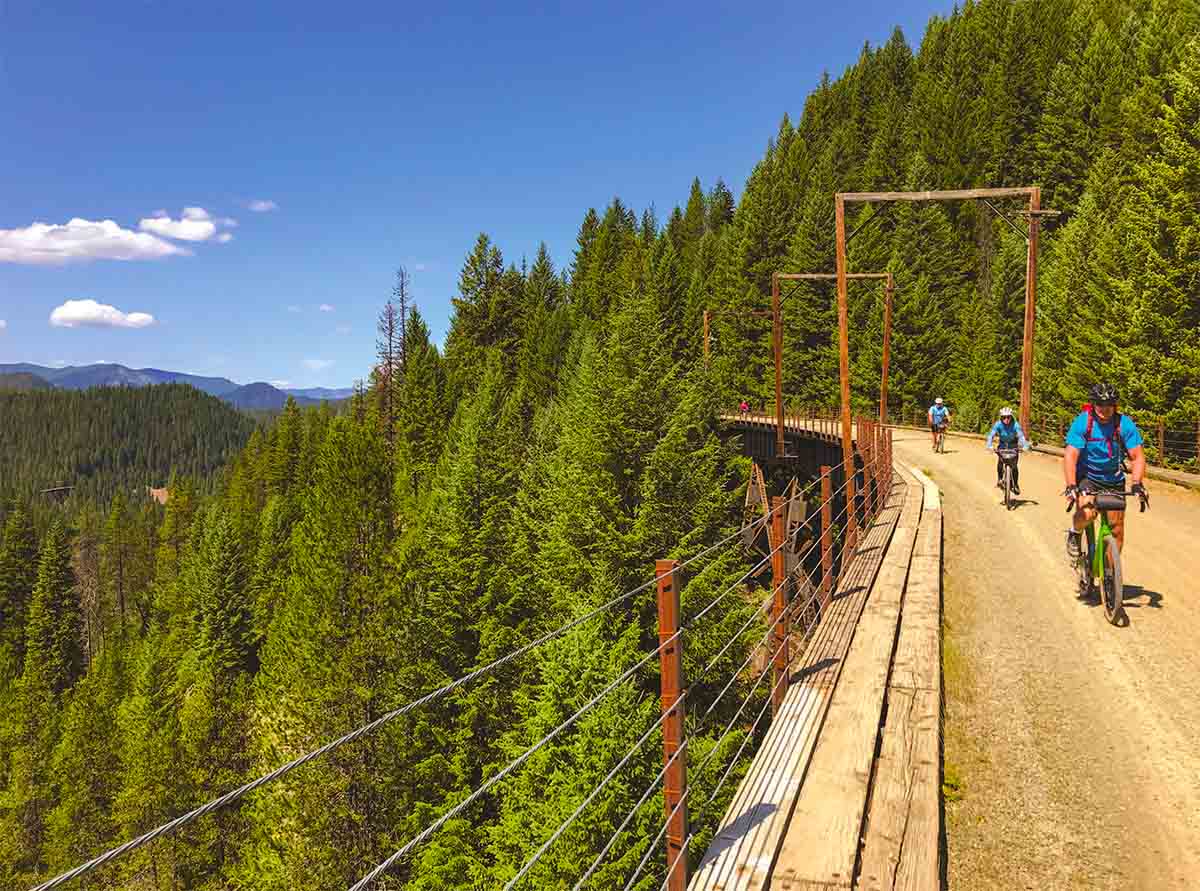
[790,656,839,684]
[696,802,778,868]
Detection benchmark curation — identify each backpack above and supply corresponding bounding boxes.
[1081,404,1129,470]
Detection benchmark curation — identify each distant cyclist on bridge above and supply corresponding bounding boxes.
[1063,382,1148,558]
[986,407,1029,494]
[927,397,950,449]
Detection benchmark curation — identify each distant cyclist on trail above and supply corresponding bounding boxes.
[986,407,1030,494]
[1063,382,1148,559]
[927,397,950,448]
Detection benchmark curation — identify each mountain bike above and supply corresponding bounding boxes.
[1066,483,1148,625]
[932,422,948,453]
[996,448,1019,510]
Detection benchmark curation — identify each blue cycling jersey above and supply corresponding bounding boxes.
[986,419,1029,450]
[1065,410,1143,484]
[929,405,949,425]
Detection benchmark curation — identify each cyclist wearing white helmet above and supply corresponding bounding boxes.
[986,407,1030,494]
[927,397,950,448]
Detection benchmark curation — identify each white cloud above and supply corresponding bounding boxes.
[247,199,278,212]
[0,218,188,264]
[269,379,292,388]
[216,232,234,243]
[318,303,334,312]
[218,217,238,228]
[139,209,217,242]
[50,299,156,329]
[0,320,6,331]
[302,358,334,371]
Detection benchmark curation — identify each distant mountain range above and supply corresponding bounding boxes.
[0,363,354,409]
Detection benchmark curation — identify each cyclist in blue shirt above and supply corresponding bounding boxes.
[1063,382,1148,558]
[927,397,950,449]
[985,407,1029,494]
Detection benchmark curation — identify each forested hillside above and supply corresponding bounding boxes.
[2,1,1198,889]
[0,384,258,508]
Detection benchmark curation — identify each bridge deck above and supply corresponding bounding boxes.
[690,463,943,891]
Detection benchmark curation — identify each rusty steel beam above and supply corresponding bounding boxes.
[880,272,893,425]
[1019,187,1040,432]
[841,186,1036,203]
[769,497,789,716]
[775,272,891,281]
[820,467,833,609]
[656,559,687,891]
[772,274,785,460]
[834,197,857,544]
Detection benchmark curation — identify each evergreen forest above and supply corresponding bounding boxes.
[2,1,1198,888]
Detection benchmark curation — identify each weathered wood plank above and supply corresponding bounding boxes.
[854,687,940,891]
[770,472,922,891]
[690,474,914,891]
[855,483,943,890]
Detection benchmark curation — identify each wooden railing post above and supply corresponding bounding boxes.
[769,497,789,717]
[820,468,833,609]
[1158,418,1165,465]
[656,559,687,891]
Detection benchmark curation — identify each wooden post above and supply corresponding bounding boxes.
[879,272,893,425]
[819,468,833,609]
[772,273,785,461]
[1158,418,1165,465]
[702,310,710,368]
[769,497,789,716]
[834,196,856,544]
[656,559,687,891]
[1019,187,1040,433]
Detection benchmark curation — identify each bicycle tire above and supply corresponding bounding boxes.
[1003,464,1012,510]
[1103,535,1123,624]
[1077,526,1094,599]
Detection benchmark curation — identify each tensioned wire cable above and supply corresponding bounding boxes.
[31,500,789,891]
[568,459,895,887]
[650,476,898,890]
[348,524,799,890]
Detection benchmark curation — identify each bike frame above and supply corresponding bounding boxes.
[1085,510,1115,581]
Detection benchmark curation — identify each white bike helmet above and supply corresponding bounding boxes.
[934,397,944,405]
[999,406,1013,418]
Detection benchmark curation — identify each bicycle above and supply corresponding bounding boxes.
[996,448,1019,510]
[932,422,948,454]
[1066,483,1148,625]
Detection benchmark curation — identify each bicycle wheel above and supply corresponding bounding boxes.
[1077,526,1094,599]
[1003,464,1012,510]
[1102,535,1123,624]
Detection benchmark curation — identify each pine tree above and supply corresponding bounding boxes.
[0,507,38,683]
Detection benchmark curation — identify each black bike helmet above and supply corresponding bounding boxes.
[1090,382,1118,405]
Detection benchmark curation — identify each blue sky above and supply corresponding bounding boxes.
[0,0,951,388]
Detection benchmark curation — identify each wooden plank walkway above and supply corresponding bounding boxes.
[855,467,942,891]
[688,471,916,891]
[770,471,923,890]
[689,462,944,891]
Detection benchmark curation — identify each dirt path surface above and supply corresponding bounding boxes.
[891,430,1200,891]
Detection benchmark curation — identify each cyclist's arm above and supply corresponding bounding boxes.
[1015,422,1030,450]
[1063,445,1081,487]
[985,423,997,449]
[1127,443,1146,486]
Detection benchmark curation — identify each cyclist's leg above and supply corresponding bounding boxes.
[1109,504,1127,552]
[995,453,1004,484]
[1011,454,1020,490]
[1072,492,1098,532]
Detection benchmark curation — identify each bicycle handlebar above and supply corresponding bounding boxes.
[1065,488,1148,513]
